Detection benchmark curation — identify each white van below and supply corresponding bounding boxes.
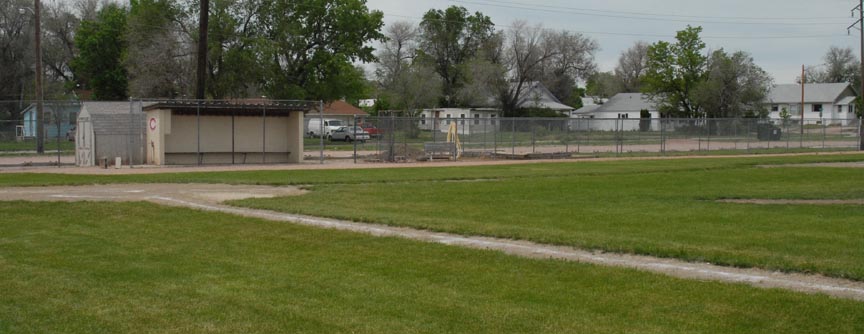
[306,118,346,137]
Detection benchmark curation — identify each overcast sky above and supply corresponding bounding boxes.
[364,0,861,84]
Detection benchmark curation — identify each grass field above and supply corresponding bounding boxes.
[1,201,862,333]
[231,159,864,281]
[0,139,75,153]
[1,154,863,281]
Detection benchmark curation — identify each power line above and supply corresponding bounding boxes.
[383,13,846,40]
[449,0,852,26]
[455,0,850,21]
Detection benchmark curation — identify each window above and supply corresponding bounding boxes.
[812,104,823,112]
[771,104,779,112]
[421,114,426,125]
[790,104,801,116]
[618,113,629,119]
[490,114,497,125]
[474,113,480,125]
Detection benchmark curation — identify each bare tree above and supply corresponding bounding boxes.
[0,0,34,119]
[73,0,101,21]
[495,21,597,116]
[375,21,418,90]
[41,1,78,87]
[126,0,194,98]
[615,41,649,93]
[799,46,859,86]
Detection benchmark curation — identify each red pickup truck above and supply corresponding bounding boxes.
[360,124,383,138]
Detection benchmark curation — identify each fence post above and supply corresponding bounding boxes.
[511,118,515,155]
[706,119,711,152]
[319,100,324,165]
[822,118,826,149]
[262,103,267,164]
[564,118,569,155]
[55,104,61,167]
[482,116,487,156]
[531,120,536,153]
[353,115,357,164]
[746,119,751,153]
[197,102,201,166]
[785,120,790,152]
[660,118,665,155]
[493,117,498,159]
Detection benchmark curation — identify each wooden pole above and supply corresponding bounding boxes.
[34,0,44,154]
[801,65,805,145]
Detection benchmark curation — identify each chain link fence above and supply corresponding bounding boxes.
[0,100,81,166]
[308,116,863,163]
[1,99,861,167]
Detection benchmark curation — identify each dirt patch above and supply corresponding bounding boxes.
[3,151,861,175]
[1,183,864,301]
[759,161,864,169]
[0,184,306,205]
[718,199,864,205]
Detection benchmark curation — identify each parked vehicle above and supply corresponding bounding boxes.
[756,123,782,141]
[328,126,370,142]
[360,124,382,138]
[307,118,345,137]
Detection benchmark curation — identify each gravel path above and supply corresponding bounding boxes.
[2,151,861,175]
[2,183,864,301]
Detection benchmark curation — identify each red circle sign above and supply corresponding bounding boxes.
[149,118,157,131]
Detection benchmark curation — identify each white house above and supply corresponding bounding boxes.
[572,93,660,131]
[416,81,576,135]
[766,83,858,125]
[417,108,500,135]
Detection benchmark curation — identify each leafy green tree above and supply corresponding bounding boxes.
[71,3,129,100]
[417,6,495,107]
[257,0,384,101]
[642,26,707,118]
[694,49,772,118]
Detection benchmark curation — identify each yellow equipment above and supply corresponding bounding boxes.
[446,122,462,159]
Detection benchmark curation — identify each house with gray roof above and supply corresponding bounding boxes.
[766,83,858,125]
[418,81,576,134]
[572,93,660,131]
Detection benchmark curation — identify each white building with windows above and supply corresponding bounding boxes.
[417,108,500,134]
[766,83,858,125]
[572,93,660,131]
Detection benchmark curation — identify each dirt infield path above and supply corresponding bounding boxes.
[2,183,864,301]
[2,151,862,175]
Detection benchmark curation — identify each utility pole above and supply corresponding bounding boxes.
[801,65,805,145]
[850,0,864,150]
[195,0,209,100]
[34,0,44,154]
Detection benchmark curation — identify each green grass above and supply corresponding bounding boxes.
[2,154,864,281]
[227,156,864,281]
[1,153,863,188]
[0,139,75,153]
[0,201,861,333]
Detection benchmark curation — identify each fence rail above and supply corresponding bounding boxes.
[309,116,863,163]
[0,99,861,167]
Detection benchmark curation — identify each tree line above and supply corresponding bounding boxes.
[1,1,861,121]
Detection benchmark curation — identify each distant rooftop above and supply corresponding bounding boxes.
[767,83,854,104]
